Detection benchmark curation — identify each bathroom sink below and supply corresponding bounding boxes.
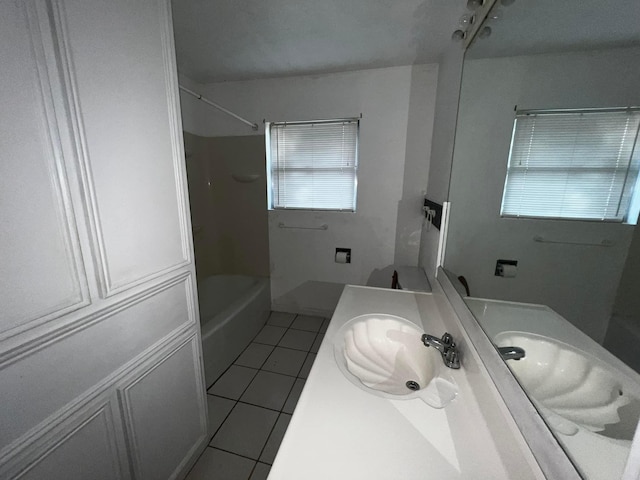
[495,331,638,437]
[333,314,457,408]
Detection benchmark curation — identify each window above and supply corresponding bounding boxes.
[501,108,640,223]
[266,119,359,211]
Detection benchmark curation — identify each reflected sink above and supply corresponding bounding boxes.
[495,331,638,438]
[333,314,457,408]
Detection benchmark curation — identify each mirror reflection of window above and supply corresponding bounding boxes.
[501,108,640,224]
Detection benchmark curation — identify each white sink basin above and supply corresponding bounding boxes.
[495,331,639,438]
[333,314,457,408]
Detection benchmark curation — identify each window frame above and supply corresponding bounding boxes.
[265,118,360,212]
[499,107,640,223]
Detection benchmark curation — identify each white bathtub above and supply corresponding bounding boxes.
[197,275,270,387]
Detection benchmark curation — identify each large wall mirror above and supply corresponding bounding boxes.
[444,0,640,478]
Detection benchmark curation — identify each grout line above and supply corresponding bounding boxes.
[278,368,298,409]
[252,339,313,352]
[246,457,259,480]
[235,343,275,371]
[310,330,321,354]
[209,365,263,442]
[208,365,260,398]
[266,310,297,329]
[234,399,288,414]
[288,326,323,333]
[260,367,302,379]
[206,319,270,389]
[256,411,284,465]
[212,359,312,400]
[208,392,240,402]
[253,350,315,379]
[266,321,295,329]
[234,367,260,401]
[251,339,284,348]
[206,445,262,464]
[211,376,304,413]
[261,344,308,377]
[208,397,238,443]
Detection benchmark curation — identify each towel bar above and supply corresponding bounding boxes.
[533,235,613,247]
[278,222,328,231]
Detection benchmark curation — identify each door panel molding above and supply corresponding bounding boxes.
[0,0,90,342]
[118,333,208,480]
[49,0,193,299]
[0,280,197,464]
[159,0,194,278]
[1,394,129,480]
[2,1,206,478]
[0,271,195,370]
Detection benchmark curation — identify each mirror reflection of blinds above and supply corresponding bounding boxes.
[501,108,640,221]
[269,120,358,211]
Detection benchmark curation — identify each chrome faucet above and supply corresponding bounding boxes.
[422,332,460,369]
[498,346,526,361]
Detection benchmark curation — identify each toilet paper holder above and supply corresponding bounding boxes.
[335,248,351,264]
[495,259,517,277]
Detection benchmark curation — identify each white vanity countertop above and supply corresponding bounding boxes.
[268,285,540,480]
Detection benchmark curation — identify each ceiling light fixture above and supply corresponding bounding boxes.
[452,0,485,43]
[459,13,475,27]
[451,29,467,41]
[478,26,492,38]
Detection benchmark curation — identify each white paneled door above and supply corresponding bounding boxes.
[0,1,207,479]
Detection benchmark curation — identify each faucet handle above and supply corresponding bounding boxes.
[422,332,461,369]
[444,348,461,369]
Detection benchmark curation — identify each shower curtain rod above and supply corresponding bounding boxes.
[178,85,259,131]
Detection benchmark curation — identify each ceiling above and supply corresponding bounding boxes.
[171,0,468,83]
[468,0,640,58]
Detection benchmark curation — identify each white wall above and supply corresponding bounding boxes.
[445,47,640,343]
[394,66,438,266]
[179,65,439,314]
[418,45,465,284]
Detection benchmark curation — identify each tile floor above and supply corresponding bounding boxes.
[186,311,329,480]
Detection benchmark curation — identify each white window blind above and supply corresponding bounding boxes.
[267,119,359,211]
[501,109,640,222]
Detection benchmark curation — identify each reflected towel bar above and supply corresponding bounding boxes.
[533,235,613,247]
[278,222,328,231]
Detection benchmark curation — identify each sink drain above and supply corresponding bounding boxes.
[406,380,420,391]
